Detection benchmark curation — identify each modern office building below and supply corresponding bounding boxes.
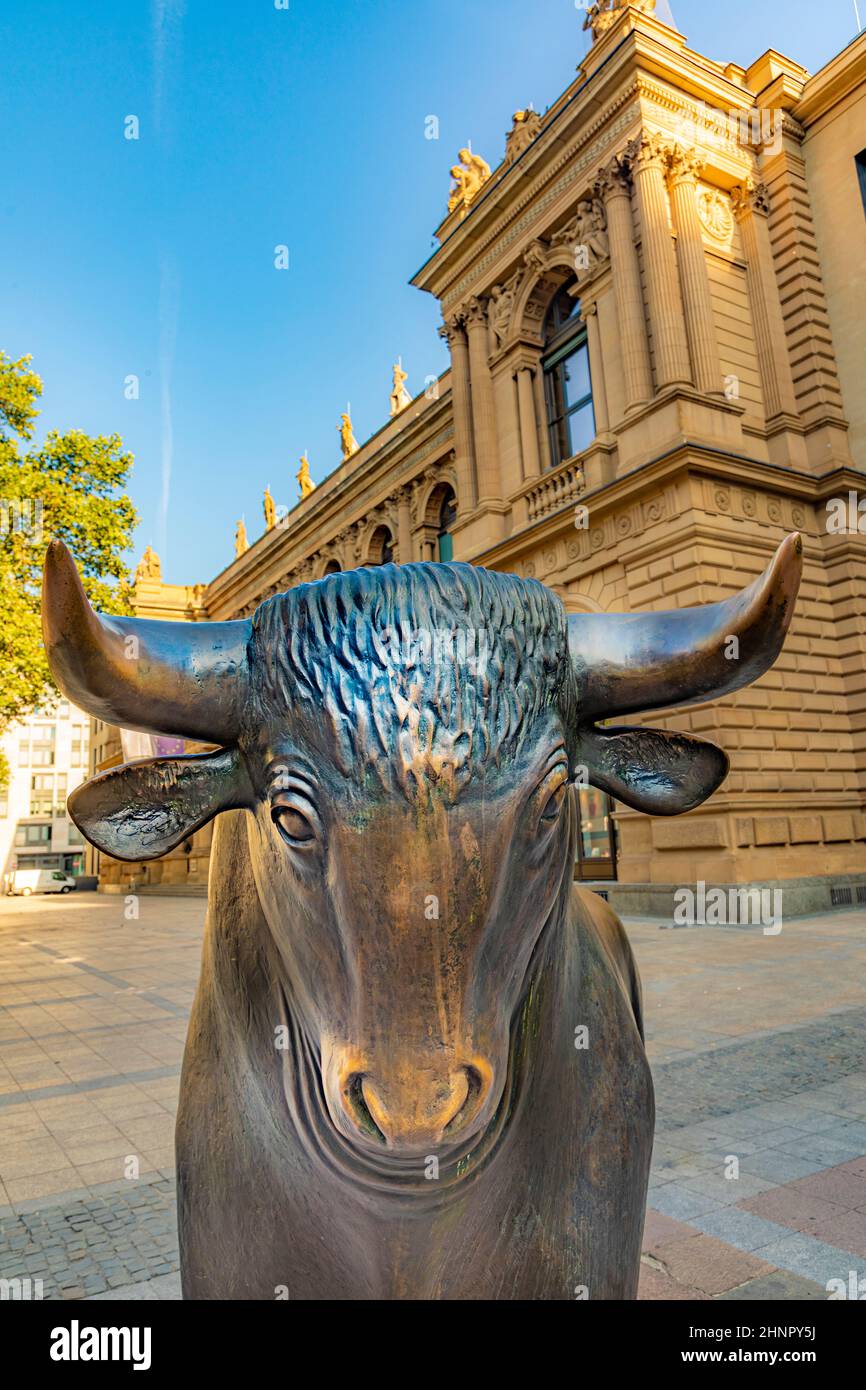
[0,700,90,885]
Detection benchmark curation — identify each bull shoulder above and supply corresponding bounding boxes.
[569,886,646,1043]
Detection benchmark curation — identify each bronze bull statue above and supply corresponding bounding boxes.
[42,534,801,1299]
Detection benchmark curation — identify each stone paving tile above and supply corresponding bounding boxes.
[740,1185,848,1234]
[790,1164,866,1209]
[647,1182,724,1222]
[691,1207,796,1253]
[748,1232,860,1289]
[808,1209,866,1258]
[715,1270,828,1301]
[90,1271,181,1300]
[651,1233,777,1297]
[774,1134,866,1167]
[642,1208,701,1256]
[639,1260,711,1300]
[738,1148,830,1185]
[680,1171,777,1207]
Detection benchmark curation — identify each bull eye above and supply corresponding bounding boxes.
[540,782,567,825]
[272,805,316,846]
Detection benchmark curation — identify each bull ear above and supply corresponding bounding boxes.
[68,748,254,861]
[576,725,728,816]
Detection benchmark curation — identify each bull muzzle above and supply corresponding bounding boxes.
[325,1045,495,1153]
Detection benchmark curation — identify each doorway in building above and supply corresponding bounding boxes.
[573,785,616,881]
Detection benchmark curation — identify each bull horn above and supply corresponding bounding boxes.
[42,538,251,744]
[570,533,802,722]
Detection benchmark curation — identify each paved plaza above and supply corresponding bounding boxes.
[0,891,865,1300]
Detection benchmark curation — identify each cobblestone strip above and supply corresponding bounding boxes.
[0,1177,178,1300]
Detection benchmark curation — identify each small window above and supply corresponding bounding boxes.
[857,150,866,216]
[437,489,457,562]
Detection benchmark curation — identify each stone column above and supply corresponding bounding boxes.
[465,297,501,505]
[580,301,609,434]
[628,131,692,389]
[667,147,723,396]
[731,179,799,421]
[439,316,477,511]
[595,157,652,411]
[515,366,542,481]
[396,487,413,564]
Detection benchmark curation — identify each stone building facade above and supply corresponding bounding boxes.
[92,4,866,913]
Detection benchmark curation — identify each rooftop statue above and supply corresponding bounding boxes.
[338,411,359,461]
[134,546,161,584]
[584,0,656,42]
[448,147,491,215]
[234,518,249,558]
[263,486,276,531]
[42,534,801,1300]
[389,360,411,417]
[297,453,315,499]
[504,108,542,165]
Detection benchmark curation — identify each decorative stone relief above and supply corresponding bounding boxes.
[551,196,609,281]
[697,185,734,242]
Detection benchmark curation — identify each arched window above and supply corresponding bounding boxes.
[542,282,595,469]
[369,526,394,566]
[323,559,341,576]
[437,488,457,562]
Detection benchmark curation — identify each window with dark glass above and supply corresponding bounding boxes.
[857,150,866,216]
[542,283,595,469]
[437,489,457,562]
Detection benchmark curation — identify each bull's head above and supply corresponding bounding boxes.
[43,536,801,1156]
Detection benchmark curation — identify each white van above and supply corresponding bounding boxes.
[8,868,75,896]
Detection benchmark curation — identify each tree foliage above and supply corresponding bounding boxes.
[0,351,138,763]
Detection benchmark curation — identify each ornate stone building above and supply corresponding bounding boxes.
[92,4,866,913]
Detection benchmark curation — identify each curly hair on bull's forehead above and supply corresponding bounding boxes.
[246,563,572,795]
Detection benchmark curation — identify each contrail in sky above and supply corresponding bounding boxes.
[152,0,186,140]
[158,254,180,561]
[152,2,185,563]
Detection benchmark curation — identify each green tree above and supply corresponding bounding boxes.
[0,351,138,774]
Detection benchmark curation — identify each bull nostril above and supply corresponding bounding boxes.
[344,1073,387,1145]
[442,1065,486,1137]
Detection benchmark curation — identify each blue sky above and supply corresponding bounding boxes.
[2,0,859,585]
